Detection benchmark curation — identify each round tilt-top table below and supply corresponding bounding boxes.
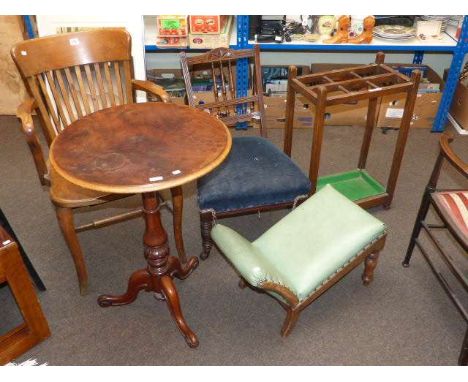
[49,102,231,348]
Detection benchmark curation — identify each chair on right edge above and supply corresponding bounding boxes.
[402,133,467,366]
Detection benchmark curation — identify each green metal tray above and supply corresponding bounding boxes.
[317,169,386,202]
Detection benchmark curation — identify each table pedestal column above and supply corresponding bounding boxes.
[97,191,199,348]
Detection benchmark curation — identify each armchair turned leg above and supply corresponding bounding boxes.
[199,212,214,260]
[362,251,380,286]
[281,308,300,337]
[55,206,89,295]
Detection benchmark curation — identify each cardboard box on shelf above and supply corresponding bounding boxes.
[156,15,189,48]
[189,15,228,34]
[377,64,444,129]
[450,79,468,132]
[188,16,233,49]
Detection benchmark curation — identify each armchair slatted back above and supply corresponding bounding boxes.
[11,29,134,145]
[180,45,267,137]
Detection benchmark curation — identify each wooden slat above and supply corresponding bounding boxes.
[220,112,255,126]
[218,60,230,115]
[84,64,100,111]
[185,48,253,65]
[93,63,109,108]
[74,65,92,115]
[54,69,77,123]
[227,60,236,99]
[195,95,259,110]
[210,62,220,104]
[380,63,410,82]
[326,82,412,106]
[36,73,60,129]
[45,71,70,129]
[291,78,319,104]
[64,67,84,118]
[27,77,57,143]
[298,64,378,84]
[307,73,398,93]
[123,60,134,104]
[113,61,124,105]
[103,62,116,106]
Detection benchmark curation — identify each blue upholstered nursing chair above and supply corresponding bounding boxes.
[211,185,387,336]
[180,46,311,260]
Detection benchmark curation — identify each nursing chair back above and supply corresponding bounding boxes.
[180,45,267,137]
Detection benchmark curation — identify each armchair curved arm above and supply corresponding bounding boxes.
[16,98,49,186]
[132,79,171,103]
[440,132,468,177]
[211,224,288,289]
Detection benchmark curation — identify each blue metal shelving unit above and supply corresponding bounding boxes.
[146,15,467,132]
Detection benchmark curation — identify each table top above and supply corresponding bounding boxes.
[49,102,232,194]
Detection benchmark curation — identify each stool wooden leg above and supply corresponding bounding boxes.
[362,251,380,286]
[238,277,247,289]
[281,308,300,337]
[55,206,88,295]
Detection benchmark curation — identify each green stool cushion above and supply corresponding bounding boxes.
[211,184,386,302]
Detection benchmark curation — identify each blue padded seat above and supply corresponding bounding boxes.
[198,136,311,213]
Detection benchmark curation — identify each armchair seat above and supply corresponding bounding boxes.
[198,136,311,213]
[211,184,387,336]
[432,191,468,247]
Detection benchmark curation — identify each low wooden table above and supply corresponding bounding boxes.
[49,102,231,347]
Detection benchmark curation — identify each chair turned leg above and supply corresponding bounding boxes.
[402,190,432,268]
[170,186,187,264]
[362,251,380,286]
[199,212,214,260]
[281,308,300,337]
[55,206,88,295]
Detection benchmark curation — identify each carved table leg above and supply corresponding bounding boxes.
[98,269,150,307]
[97,191,199,348]
[160,276,199,348]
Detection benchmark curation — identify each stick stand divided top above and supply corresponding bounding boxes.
[285,52,421,209]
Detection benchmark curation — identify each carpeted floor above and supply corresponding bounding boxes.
[0,115,466,365]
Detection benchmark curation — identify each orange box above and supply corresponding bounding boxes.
[189,15,227,34]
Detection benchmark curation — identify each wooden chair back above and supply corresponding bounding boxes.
[11,29,134,145]
[180,45,267,137]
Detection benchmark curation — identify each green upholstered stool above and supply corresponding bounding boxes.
[211,184,387,336]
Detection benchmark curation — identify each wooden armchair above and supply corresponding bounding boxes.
[11,29,186,295]
[180,46,311,259]
[402,133,467,365]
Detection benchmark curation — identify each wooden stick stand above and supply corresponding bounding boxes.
[284,52,421,209]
